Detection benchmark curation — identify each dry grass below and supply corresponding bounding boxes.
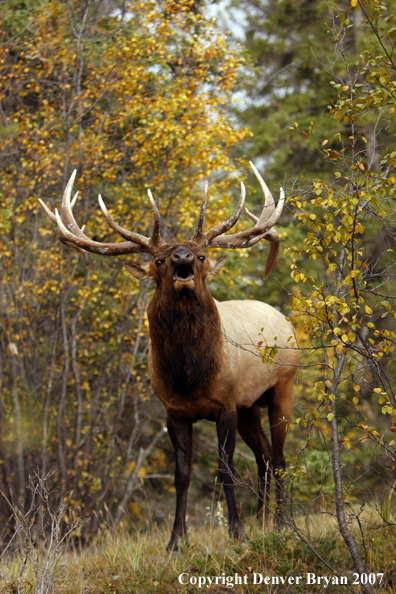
[1,500,395,593]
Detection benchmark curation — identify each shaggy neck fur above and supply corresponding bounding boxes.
[148,288,222,397]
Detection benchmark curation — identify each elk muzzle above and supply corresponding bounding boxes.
[171,246,195,291]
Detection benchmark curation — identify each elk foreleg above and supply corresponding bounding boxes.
[216,409,242,540]
[166,414,193,553]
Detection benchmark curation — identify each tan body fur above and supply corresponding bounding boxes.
[149,299,298,421]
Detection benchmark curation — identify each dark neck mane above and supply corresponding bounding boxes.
[148,291,222,396]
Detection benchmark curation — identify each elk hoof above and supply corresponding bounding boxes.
[166,543,180,556]
[170,549,182,558]
[166,536,189,555]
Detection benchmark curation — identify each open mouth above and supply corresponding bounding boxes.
[173,264,195,291]
[174,264,194,281]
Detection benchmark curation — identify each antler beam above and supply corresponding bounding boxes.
[39,171,165,256]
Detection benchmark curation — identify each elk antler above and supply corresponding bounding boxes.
[38,171,166,256]
[191,162,284,279]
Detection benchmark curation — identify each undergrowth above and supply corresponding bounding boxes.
[1,506,395,593]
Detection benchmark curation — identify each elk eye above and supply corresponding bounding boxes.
[198,256,205,261]
[155,260,163,267]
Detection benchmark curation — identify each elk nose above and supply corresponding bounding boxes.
[170,246,194,265]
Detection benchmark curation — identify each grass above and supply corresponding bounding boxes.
[1,504,395,593]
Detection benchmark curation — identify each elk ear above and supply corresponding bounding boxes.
[207,255,228,276]
[124,261,153,280]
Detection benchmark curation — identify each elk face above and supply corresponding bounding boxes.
[124,242,228,297]
[169,244,198,292]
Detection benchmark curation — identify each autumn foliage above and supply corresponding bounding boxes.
[0,0,249,536]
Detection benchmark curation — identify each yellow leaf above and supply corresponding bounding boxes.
[327,413,335,422]
[322,139,329,146]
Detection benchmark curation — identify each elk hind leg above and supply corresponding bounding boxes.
[237,405,272,521]
[268,381,294,528]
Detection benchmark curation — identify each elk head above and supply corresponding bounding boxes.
[38,163,285,289]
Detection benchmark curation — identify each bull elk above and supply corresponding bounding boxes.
[39,163,298,552]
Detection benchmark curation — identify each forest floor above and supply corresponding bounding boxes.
[1,505,395,593]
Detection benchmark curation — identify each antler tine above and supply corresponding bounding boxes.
[59,170,87,239]
[98,195,152,252]
[195,181,246,247]
[147,189,165,249]
[39,183,87,253]
[191,180,208,241]
[38,198,57,223]
[265,187,284,229]
[249,161,275,222]
[262,231,280,279]
[39,171,89,239]
[244,206,258,224]
[241,228,280,280]
[71,191,79,208]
